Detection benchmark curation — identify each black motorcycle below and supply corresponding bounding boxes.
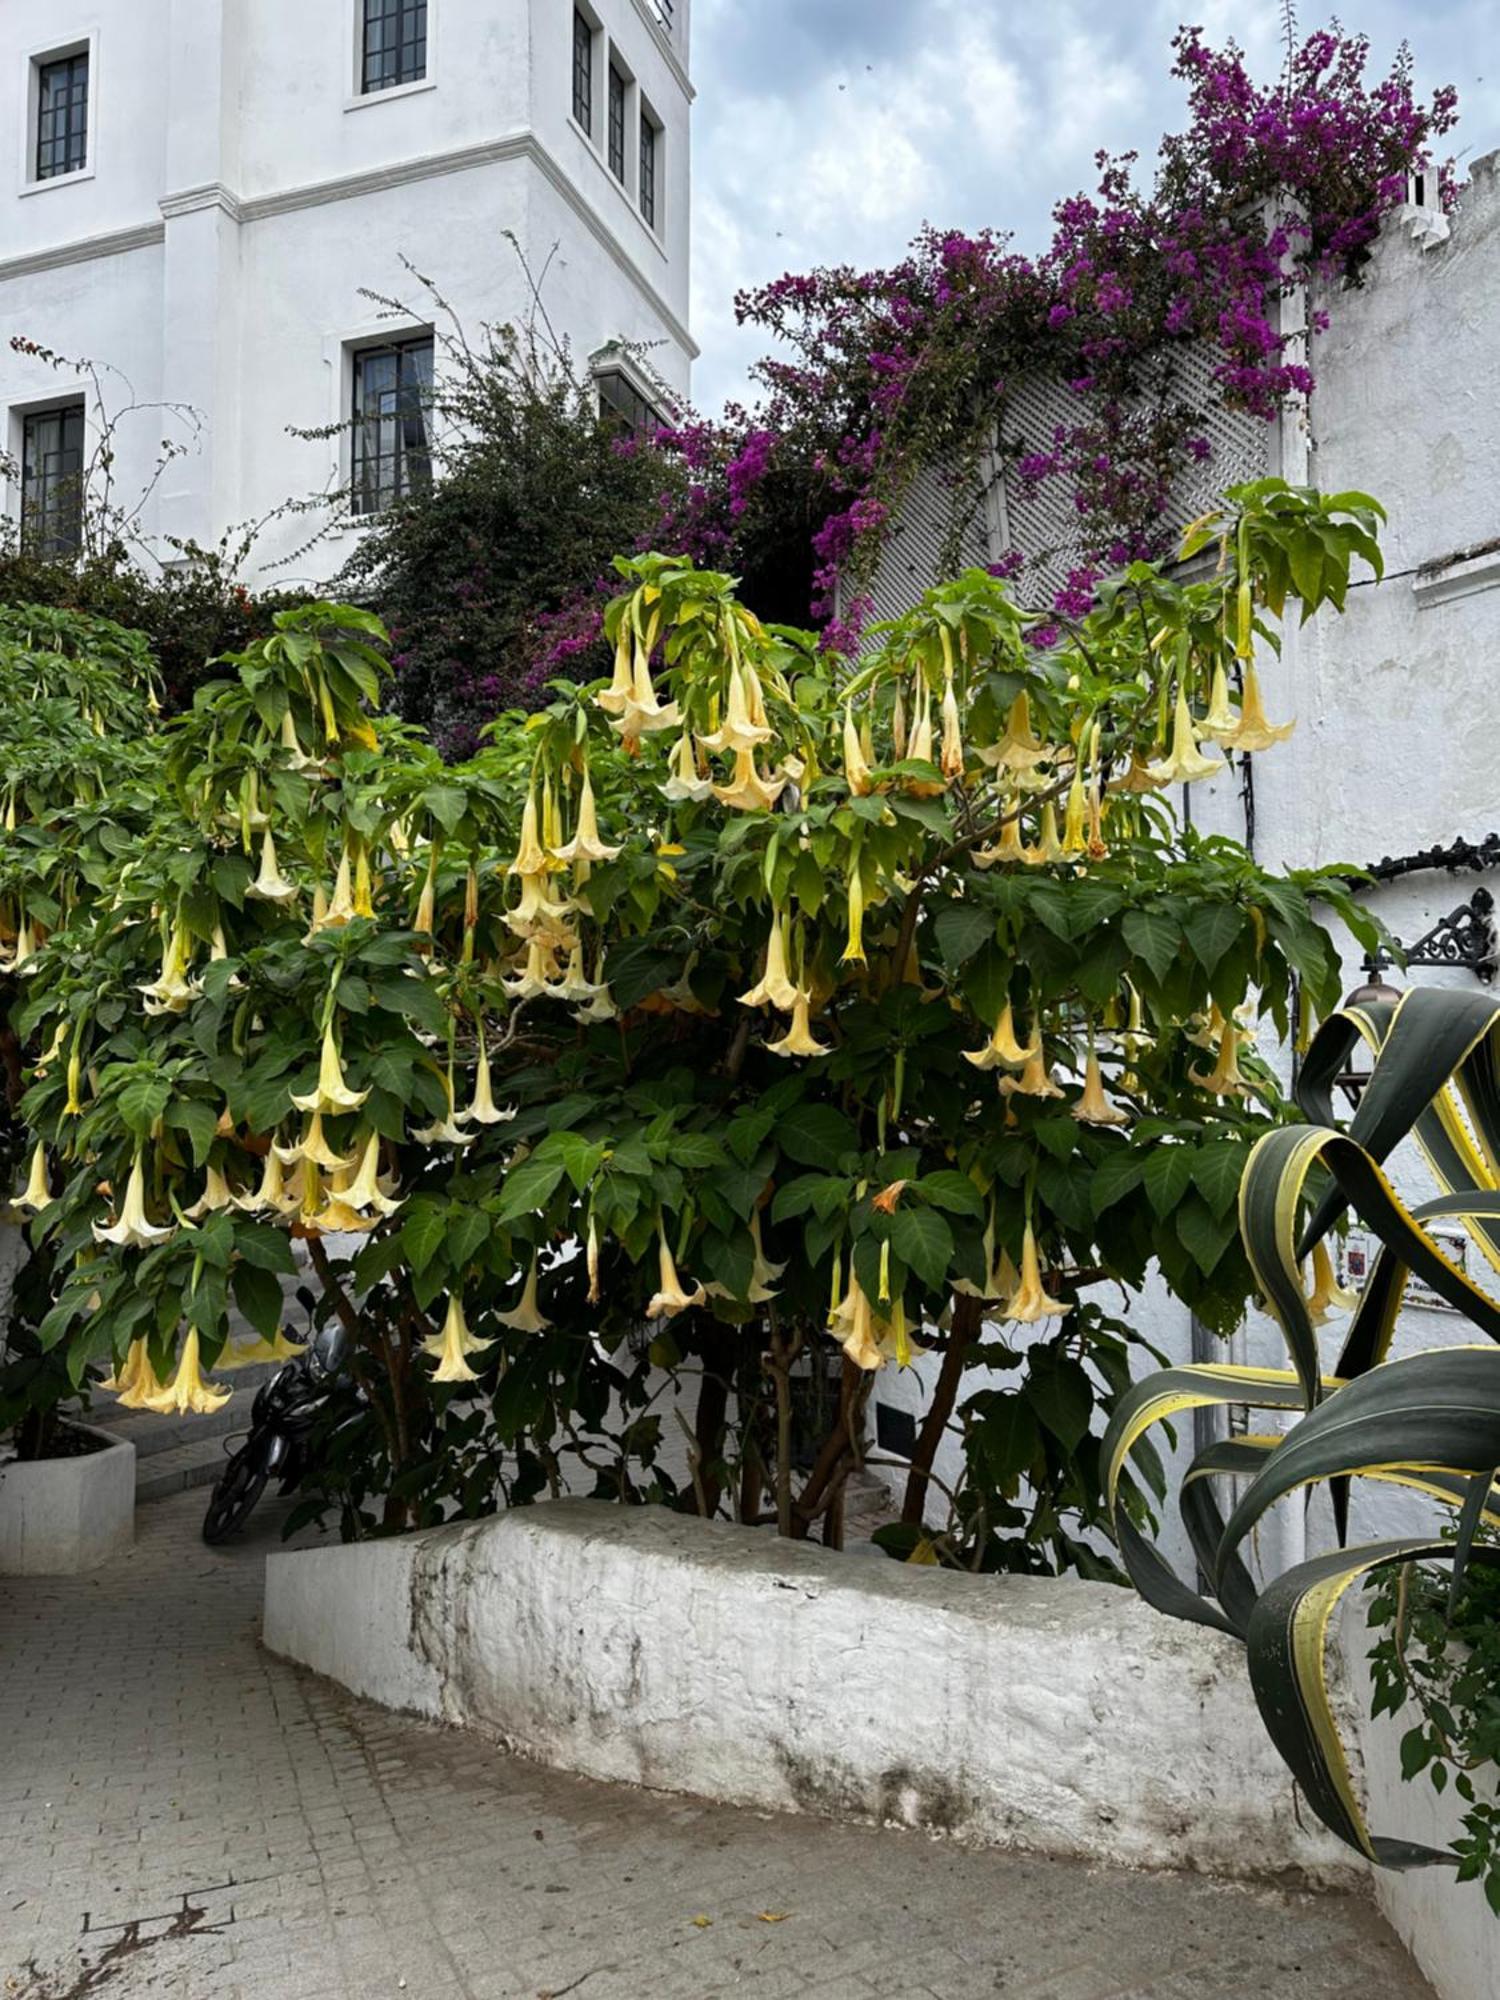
[201,1309,353,1544]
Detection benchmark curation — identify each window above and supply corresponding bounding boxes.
[639,111,659,230]
[597,370,662,440]
[361,0,427,94]
[608,65,626,183]
[351,337,433,516]
[572,11,593,134]
[36,50,89,181]
[20,405,85,557]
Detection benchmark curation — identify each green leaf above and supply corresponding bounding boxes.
[666,1132,728,1171]
[495,1158,568,1225]
[1122,907,1181,986]
[889,1206,953,1291]
[422,783,469,832]
[1027,1352,1093,1451]
[447,1208,491,1271]
[778,1103,860,1172]
[401,1198,449,1274]
[915,1170,984,1217]
[118,1073,171,1137]
[234,1224,295,1274]
[166,1098,220,1169]
[1177,1194,1239,1275]
[1194,1139,1249,1221]
[231,1260,285,1340]
[933,903,995,970]
[1184,903,1245,976]
[1089,1148,1144,1216]
[968,1393,1042,1487]
[1142,1143,1196,1218]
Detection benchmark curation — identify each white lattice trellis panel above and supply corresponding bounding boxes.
[859,461,996,630]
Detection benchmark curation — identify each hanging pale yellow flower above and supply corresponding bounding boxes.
[496,1256,552,1332]
[697,663,774,754]
[661,731,715,803]
[1006,1222,1069,1324]
[840,861,867,966]
[963,1003,1040,1071]
[1111,751,1169,794]
[1218,664,1295,753]
[274,1110,355,1172]
[939,671,965,779]
[113,1339,173,1410]
[506,788,552,877]
[1022,802,1065,866]
[596,621,636,718]
[828,1272,884,1371]
[608,643,681,752]
[182,1163,236,1220]
[1071,1046,1129,1126]
[1190,1018,1248,1097]
[501,937,565,1000]
[647,1232,706,1317]
[1200,662,1238,741]
[339,1127,404,1217]
[291,1019,369,1115]
[1306,1239,1360,1323]
[422,1293,495,1383]
[246,827,298,903]
[739,911,800,1011]
[141,1329,232,1416]
[842,704,875,797]
[1061,757,1088,857]
[712,747,788,813]
[982,693,1053,775]
[218,1330,308,1371]
[553,767,623,865]
[320,847,358,928]
[138,925,200,1014]
[458,1030,515,1126]
[903,678,945,796]
[1146,686,1224,785]
[233,1145,289,1214]
[586,1212,602,1303]
[412,1069,479,1147]
[972,796,1028,868]
[100,1337,147,1397]
[93,1153,175,1248]
[1003,1048,1066,1100]
[14,1139,53,1213]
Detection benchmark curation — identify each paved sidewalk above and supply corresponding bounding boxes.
[0,1491,1433,2000]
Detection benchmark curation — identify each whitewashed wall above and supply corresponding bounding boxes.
[0,0,694,585]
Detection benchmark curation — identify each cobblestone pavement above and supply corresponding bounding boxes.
[0,1489,1433,2000]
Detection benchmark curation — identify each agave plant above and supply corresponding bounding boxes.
[1104,983,1500,1869]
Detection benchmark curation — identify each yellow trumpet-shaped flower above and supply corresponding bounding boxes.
[608,644,681,753]
[903,678,946,797]
[972,796,1029,868]
[412,1069,479,1148]
[982,693,1053,775]
[595,622,636,717]
[766,990,832,1059]
[352,844,376,919]
[939,671,965,779]
[705,1208,785,1305]
[1111,750,1169,794]
[587,1212,602,1303]
[507,788,553,878]
[422,1293,495,1383]
[1306,1239,1360,1323]
[1190,1018,1248,1097]
[661,731,715,804]
[891,680,909,760]
[64,1045,85,1116]
[141,1329,231,1416]
[182,1164,236,1220]
[553,768,623,866]
[321,847,358,928]
[291,1020,369,1115]
[246,827,299,903]
[496,1256,552,1333]
[1217,664,1295,753]
[1199,662,1239,741]
[1003,1048,1066,1100]
[93,1153,175,1248]
[1071,1047,1129,1126]
[505,870,577,939]
[113,1339,174,1409]
[963,1003,1040,1071]
[842,704,875,797]
[840,862,867,967]
[1061,757,1088,857]
[1022,802,1065,866]
[233,1145,289,1214]
[14,1139,53,1213]
[1147,687,1224,785]
[954,1211,1022,1304]
[138,925,200,1015]
[501,937,566,1001]
[100,1337,147,1397]
[647,1232,706,1318]
[828,1272,884,1371]
[340,1127,404,1216]
[697,664,774,755]
[278,707,322,773]
[458,1034,516,1126]
[1006,1223,1069,1324]
[217,1329,308,1370]
[712,747,788,813]
[739,912,800,1011]
[275,1110,355,1172]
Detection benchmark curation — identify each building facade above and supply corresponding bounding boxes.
[0,0,694,586]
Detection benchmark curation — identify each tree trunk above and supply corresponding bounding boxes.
[901,1293,982,1527]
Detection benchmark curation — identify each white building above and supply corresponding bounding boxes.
[0,0,694,586]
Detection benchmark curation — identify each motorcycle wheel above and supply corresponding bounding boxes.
[202,1444,269,1546]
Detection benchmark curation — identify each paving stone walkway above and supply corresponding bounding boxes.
[0,1488,1434,2000]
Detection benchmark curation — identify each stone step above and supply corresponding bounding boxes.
[87,1362,279,1460]
[135,1432,252,1507]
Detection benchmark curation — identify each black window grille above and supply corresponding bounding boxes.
[361,0,427,94]
[351,338,433,516]
[608,65,626,182]
[20,405,85,557]
[572,11,593,133]
[639,115,659,230]
[597,370,661,440]
[36,51,89,181]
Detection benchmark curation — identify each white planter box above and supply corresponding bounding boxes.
[0,1425,135,1575]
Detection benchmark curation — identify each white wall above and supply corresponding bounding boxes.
[0,0,695,580]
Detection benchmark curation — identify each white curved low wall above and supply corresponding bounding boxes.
[265,1499,1358,1886]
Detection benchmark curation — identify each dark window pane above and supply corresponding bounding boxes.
[362,0,427,93]
[572,11,593,133]
[352,337,433,516]
[20,405,85,557]
[608,66,626,183]
[36,52,89,181]
[597,370,661,440]
[640,117,658,230]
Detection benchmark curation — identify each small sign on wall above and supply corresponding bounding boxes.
[1341,1227,1471,1313]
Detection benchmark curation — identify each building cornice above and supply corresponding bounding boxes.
[0,135,696,362]
[0,219,165,283]
[629,0,695,102]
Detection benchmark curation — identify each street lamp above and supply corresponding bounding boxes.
[1333,946,1403,1108]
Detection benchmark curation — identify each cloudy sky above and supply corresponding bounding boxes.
[688,0,1499,414]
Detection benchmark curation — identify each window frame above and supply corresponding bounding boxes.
[18,400,87,559]
[357,0,429,97]
[348,332,435,520]
[20,34,97,195]
[638,101,661,233]
[596,367,663,441]
[607,61,627,184]
[572,9,596,138]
